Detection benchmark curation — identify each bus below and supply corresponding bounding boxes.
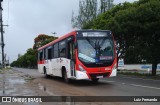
[38,30,117,82]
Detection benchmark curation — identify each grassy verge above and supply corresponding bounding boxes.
[0,67,12,74]
[0,69,5,74]
[118,71,160,79]
[119,71,150,76]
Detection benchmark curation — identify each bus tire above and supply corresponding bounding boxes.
[91,78,99,83]
[62,70,70,83]
[44,67,49,78]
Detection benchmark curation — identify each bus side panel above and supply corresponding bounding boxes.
[52,58,61,77]
[109,58,117,77]
[38,63,44,74]
[75,70,89,80]
[109,68,117,77]
[45,59,52,75]
[59,58,71,78]
[41,58,72,78]
[51,58,72,78]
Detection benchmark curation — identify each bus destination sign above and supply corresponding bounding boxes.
[82,32,109,37]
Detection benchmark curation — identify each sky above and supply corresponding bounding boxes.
[1,0,137,63]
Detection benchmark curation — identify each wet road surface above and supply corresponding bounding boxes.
[0,68,159,105]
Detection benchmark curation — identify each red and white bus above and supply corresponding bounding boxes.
[38,30,117,82]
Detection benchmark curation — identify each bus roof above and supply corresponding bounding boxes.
[38,29,111,51]
[38,30,76,51]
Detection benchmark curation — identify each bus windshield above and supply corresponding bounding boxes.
[78,37,114,63]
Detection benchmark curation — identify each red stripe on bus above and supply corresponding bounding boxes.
[38,60,45,64]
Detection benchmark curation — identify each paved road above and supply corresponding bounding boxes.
[12,68,160,105]
[13,68,160,96]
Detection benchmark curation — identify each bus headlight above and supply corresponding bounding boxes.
[79,65,86,72]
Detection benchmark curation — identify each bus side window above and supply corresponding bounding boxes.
[40,52,43,61]
[52,45,54,58]
[53,43,59,58]
[48,48,52,59]
[43,48,46,60]
[69,43,74,59]
[38,52,40,61]
[59,40,66,57]
[67,39,74,59]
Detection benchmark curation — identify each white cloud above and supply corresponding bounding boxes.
[2,0,137,62]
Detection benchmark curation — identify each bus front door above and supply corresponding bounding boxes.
[68,40,76,77]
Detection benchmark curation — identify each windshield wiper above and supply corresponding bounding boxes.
[100,37,107,46]
[85,37,95,49]
[95,39,101,50]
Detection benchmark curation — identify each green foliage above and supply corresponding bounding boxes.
[11,34,58,68]
[83,0,160,75]
[10,48,37,68]
[83,2,134,60]
[41,37,57,46]
[33,34,58,50]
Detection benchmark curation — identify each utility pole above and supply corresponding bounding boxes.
[0,0,4,68]
[0,0,8,68]
[0,21,5,68]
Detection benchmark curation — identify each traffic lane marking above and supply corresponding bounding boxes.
[101,79,160,90]
[131,84,160,90]
[121,76,160,82]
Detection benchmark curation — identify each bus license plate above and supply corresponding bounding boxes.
[97,76,103,78]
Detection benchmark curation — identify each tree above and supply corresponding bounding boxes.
[82,0,160,75]
[71,0,97,29]
[71,0,114,29]
[83,2,133,62]
[10,48,37,68]
[11,34,58,68]
[25,48,37,68]
[33,34,57,50]
[134,0,160,75]
[100,0,114,14]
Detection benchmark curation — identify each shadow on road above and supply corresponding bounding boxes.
[42,75,113,87]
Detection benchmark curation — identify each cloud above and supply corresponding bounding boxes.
[2,0,137,62]
[2,0,79,62]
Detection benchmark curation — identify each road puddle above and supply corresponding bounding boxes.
[0,69,120,105]
[8,78,26,85]
[0,69,35,96]
[38,83,56,95]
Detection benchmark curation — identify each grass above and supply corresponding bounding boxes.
[0,69,2,73]
[4,67,12,70]
[119,71,150,76]
[0,67,11,70]
[118,71,160,79]
[0,67,12,74]
[0,70,5,74]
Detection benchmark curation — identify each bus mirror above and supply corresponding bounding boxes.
[74,42,77,49]
[67,36,74,42]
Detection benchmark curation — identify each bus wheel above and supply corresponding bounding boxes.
[91,78,99,82]
[44,68,49,78]
[63,70,70,83]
